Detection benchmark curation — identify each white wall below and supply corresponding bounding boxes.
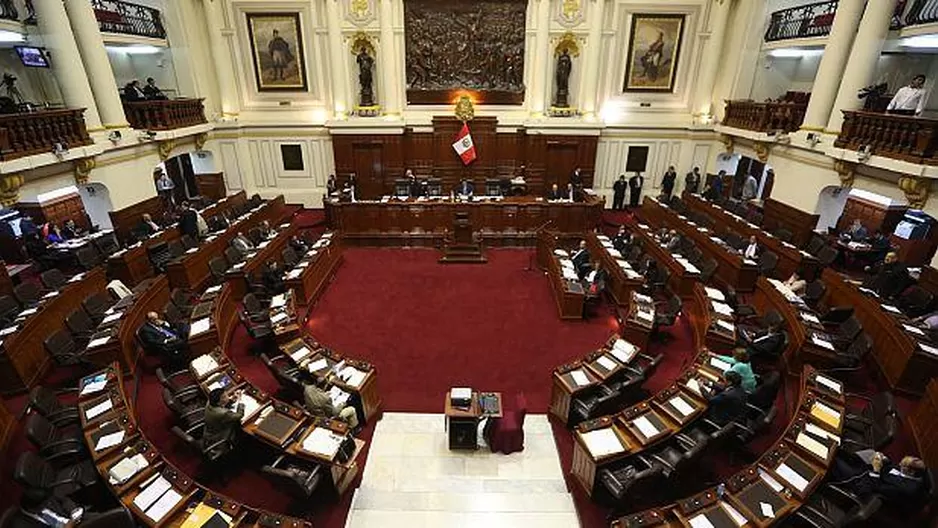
[78,183,114,229]
[106,48,180,97]
[749,52,821,101]
[189,151,217,174]
[0,47,64,106]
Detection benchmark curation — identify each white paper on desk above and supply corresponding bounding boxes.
[86,399,112,419]
[286,269,303,280]
[340,366,366,388]
[903,324,926,336]
[811,335,835,350]
[307,358,329,372]
[744,259,758,266]
[271,312,289,325]
[632,415,659,438]
[759,468,784,492]
[805,423,840,445]
[88,336,111,348]
[712,301,734,316]
[134,475,170,512]
[270,294,287,308]
[95,430,124,451]
[570,369,590,387]
[238,395,262,423]
[611,339,638,363]
[716,320,735,333]
[882,304,902,314]
[329,386,351,408]
[580,427,625,458]
[812,401,841,426]
[608,249,622,258]
[686,378,702,395]
[231,262,245,271]
[560,259,574,270]
[669,396,695,417]
[191,354,218,377]
[921,343,938,357]
[145,488,182,522]
[0,325,20,336]
[297,261,311,268]
[638,223,649,229]
[815,374,842,394]
[258,241,270,249]
[704,287,725,301]
[796,432,830,459]
[721,501,748,527]
[205,285,222,295]
[553,249,569,257]
[185,248,198,254]
[600,240,613,248]
[597,235,610,242]
[562,267,578,281]
[289,346,312,363]
[683,262,701,274]
[81,378,106,396]
[102,312,124,324]
[776,462,809,492]
[42,291,59,299]
[636,309,654,323]
[18,307,37,317]
[596,355,618,371]
[625,270,643,280]
[760,502,775,518]
[634,293,653,304]
[302,427,345,458]
[801,312,820,324]
[710,357,732,371]
[688,513,716,528]
[189,318,211,337]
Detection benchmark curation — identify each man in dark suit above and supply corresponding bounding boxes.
[661,166,677,200]
[628,173,644,208]
[742,321,785,360]
[202,388,244,459]
[546,183,563,201]
[868,251,909,299]
[137,213,160,237]
[139,311,188,365]
[178,202,200,239]
[833,451,928,504]
[262,260,286,295]
[612,175,627,210]
[407,171,423,198]
[142,77,166,100]
[123,80,146,101]
[613,226,632,253]
[570,167,583,189]
[571,240,591,278]
[457,179,474,197]
[704,371,748,425]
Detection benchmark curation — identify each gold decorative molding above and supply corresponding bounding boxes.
[720,134,734,154]
[753,141,770,163]
[350,0,369,18]
[0,173,24,207]
[554,32,581,57]
[194,132,208,151]
[898,176,931,209]
[349,31,376,56]
[833,160,855,188]
[73,157,96,185]
[158,139,176,161]
[455,95,475,122]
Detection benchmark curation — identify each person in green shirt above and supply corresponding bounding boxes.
[717,349,757,393]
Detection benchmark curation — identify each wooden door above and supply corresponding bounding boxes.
[352,143,384,199]
[546,143,578,189]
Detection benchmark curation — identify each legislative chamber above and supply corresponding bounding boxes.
[4,0,938,527]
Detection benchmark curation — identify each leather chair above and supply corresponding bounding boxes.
[166,239,184,259]
[827,316,863,349]
[651,295,682,340]
[803,280,826,308]
[249,194,263,207]
[749,371,782,411]
[0,295,20,325]
[817,245,839,268]
[43,330,86,368]
[725,286,758,320]
[156,367,202,403]
[260,455,325,499]
[774,228,793,242]
[829,333,872,372]
[26,387,80,427]
[171,423,232,464]
[64,310,95,346]
[598,457,665,507]
[180,234,197,250]
[484,392,527,454]
[12,451,98,499]
[170,288,195,317]
[92,233,119,257]
[806,234,826,256]
[569,385,618,426]
[626,246,643,268]
[757,251,779,277]
[647,435,709,478]
[161,388,205,429]
[39,269,68,290]
[224,246,243,266]
[75,246,101,271]
[248,228,264,245]
[794,483,882,527]
[240,310,273,345]
[898,285,934,318]
[23,414,86,463]
[733,404,778,446]
[260,353,304,397]
[242,293,268,322]
[78,507,136,528]
[699,258,718,283]
[839,391,898,454]
[209,257,228,285]
[81,293,113,325]
[13,282,43,308]
[282,247,300,268]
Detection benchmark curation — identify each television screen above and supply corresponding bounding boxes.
[15,46,49,68]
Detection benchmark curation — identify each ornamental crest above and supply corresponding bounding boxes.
[557,0,585,27]
[345,0,376,26]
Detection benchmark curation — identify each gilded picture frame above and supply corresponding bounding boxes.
[623,14,685,92]
[246,12,308,92]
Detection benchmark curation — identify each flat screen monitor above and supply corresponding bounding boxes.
[15,46,49,68]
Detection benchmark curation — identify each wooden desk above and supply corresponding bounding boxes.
[748,277,817,376]
[444,390,502,450]
[631,223,701,298]
[285,233,343,306]
[327,195,604,246]
[0,398,13,455]
[910,379,938,472]
[683,193,819,280]
[536,230,585,319]
[0,268,107,395]
[641,197,759,292]
[587,233,644,305]
[225,223,297,300]
[822,268,938,395]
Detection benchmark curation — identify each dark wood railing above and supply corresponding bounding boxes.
[0,109,92,161]
[722,100,808,134]
[92,0,165,39]
[836,111,938,165]
[0,0,17,21]
[123,98,207,131]
[765,0,837,42]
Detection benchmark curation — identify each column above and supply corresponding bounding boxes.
[826,0,898,133]
[64,0,127,128]
[202,0,239,118]
[801,0,865,131]
[579,0,606,116]
[35,0,101,130]
[692,0,732,120]
[531,0,551,114]
[379,0,400,115]
[325,0,349,116]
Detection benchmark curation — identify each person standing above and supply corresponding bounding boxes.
[741,172,759,201]
[628,172,644,209]
[570,167,583,189]
[887,74,927,116]
[155,168,175,208]
[685,167,701,194]
[612,175,627,210]
[661,166,677,200]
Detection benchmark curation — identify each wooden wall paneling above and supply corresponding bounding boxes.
[763,197,821,247]
[18,194,90,232]
[108,195,165,244]
[919,266,938,298]
[195,172,228,202]
[836,195,907,236]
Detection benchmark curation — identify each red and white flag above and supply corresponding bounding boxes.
[452,123,477,165]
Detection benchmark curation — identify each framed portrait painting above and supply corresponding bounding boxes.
[246,12,308,92]
[623,14,685,92]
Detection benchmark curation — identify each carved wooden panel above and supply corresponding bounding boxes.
[404,0,527,105]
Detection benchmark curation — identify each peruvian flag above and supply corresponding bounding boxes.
[452,123,477,165]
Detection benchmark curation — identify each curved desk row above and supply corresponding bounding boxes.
[612,366,846,528]
[284,232,343,307]
[629,222,701,298]
[641,197,759,292]
[536,230,585,319]
[78,364,314,528]
[586,233,644,306]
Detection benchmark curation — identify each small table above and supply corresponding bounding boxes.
[443,390,502,450]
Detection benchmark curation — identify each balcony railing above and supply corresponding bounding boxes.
[0,0,17,21]
[123,98,207,131]
[722,99,808,134]
[92,0,165,40]
[903,0,938,27]
[765,1,837,42]
[0,109,93,161]
[836,111,938,165]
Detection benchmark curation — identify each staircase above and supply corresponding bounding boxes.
[439,241,487,264]
[345,413,579,527]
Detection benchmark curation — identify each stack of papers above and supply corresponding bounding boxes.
[636,309,654,323]
[569,369,590,387]
[595,355,618,371]
[108,453,149,485]
[191,354,219,377]
[102,312,124,324]
[632,415,660,438]
[685,378,702,395]
[307,357,329,372]
[796,431,830,459]
[286,269,303,280]
[801,312,820,324]
[451,387,472,400]
[704,287,725,301]
[716,320,735,333]
[709,356,732,371]
[329,386,351,408]
[811,401,842,429]
[180,503,233,528]
[237,394,261,423]
[688,514,716,528]
[814,374,842,394]
[189,318,212,337]
[669,396,695,417]
[805,422,840,445]
[554,249,569,257]
[610,339,638,364]
[339,365,367,387]
[289,346,312,363]
[579,428,625,458]
[902,324,926,336]
[301,427,346,459]
[921,343,938,357]
[270,312,289,325]
[85,399,113,420]
[711,302,734,316]
[562,267,578,281]
[81,374,107,396]
[95,430,125,451]
[775,462,809,492]
[205,285,222,295]
[88,336,111,348]
[270,294,287,308]
[811,335,835,350]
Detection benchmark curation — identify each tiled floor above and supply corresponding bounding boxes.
[345,413,580,528]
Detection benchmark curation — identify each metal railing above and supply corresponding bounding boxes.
[765,0,838,42]
[91,0,166,40]
[903,0,938,27]
[0,0,17,21]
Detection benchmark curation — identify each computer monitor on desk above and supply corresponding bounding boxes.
[426,178,442,197]
[485,179,502,196]
[393,179,410,197]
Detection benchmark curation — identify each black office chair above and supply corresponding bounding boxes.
[170,288,195,317]
[43,330,86,368]
[171,423,232,464]
[12,451,98,499]
[13,282,43,308]
[180,234,197,250]
[248,228,264,245]
[724,286,758,320]
[209,257,228,285]
[75,246,101,271]
[239,310,273,352]
[817,245,839,268]
[829,333,872,372]
[699,258,718,283]
[569,386,618,426]
[651,295,682,340]
[647,435,709,478]
[25,387,80,427]
[282,247,300,268]
[838,391,898,454]
[224,246,243,266]
[260,455,325,500]
[39,269,68,290]
[758,251,779,277]
[774,228,793,242]
[598,457,666,508]
[260,353,305,397]
[23,414,86,463]
[803,280,826,308]
[806,234,827,256]
[81,293,113,325]
[155,367,202,403]
[92,233,119,257]
[828,316,863,349]
[898,286,934,318]
[749,370,782,411]
[794,483,882,527]
[161,388,205,429]
[0,295,20,324]
[64,310,95,346]
[166,239,184,259]
[733,403,778,446]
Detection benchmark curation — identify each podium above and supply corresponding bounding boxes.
[439,211,487,263]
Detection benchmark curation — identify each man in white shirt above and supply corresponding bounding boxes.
[887,74,927,116]
[743,235,759,260]
[741,173,759,201]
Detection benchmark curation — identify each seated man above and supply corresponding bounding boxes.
[139,311,188,365]
[740,321,785,360]
[546,183,562,201]
[665,230,681,252]
[566,183,579,202]
[137,213,161,237]
[231,232,254,254]
[832,450,928,503]
[743,235,759,260]
[584,261,606,296]
[867,251,909,299]
[784,270,807,295]
[456,178,474,197]
[612,226,632,253]
[62,219,82,240]
[289,235,309,254]
[262,260,286,295]
[202,388,244,459]
[703,371,748,426]
[846,219,869,241]
[303,377,359,429]
[571,240,591,279]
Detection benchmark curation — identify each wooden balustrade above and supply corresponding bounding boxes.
[722,100,807,134]
[835,110,938,165]
[122,98,207,131]
[0,109,93,161]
